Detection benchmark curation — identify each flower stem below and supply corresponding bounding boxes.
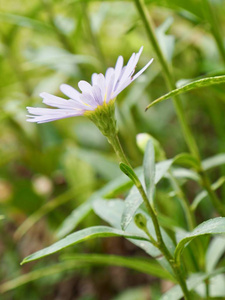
[108,133,191,299]
[134,0,225,217]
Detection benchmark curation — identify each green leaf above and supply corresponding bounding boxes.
[191,177,225,211]
[56,201,92,239]
[93,198,175,276]
[0,261,83,293]
[156,17,175,62]
[2,253,174,293]
[119,163,141,187]
[55,170,135,238]
[171,168,200,182]
[206,236,225,272]
[155,159,173,183]
[202,153,225,170]
[175,218,225,264]
[145,75,225,110]
[143,140,155,204]
[173,153,200,169]
[121,186,142,231]
[161,268,225,300]
[62,254,174,281]
[121,156,199,231]
[21,226,149,264]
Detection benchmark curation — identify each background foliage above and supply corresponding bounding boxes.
[1,0,225,299]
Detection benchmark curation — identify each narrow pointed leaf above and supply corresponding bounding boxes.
[161,268,225,300]
[21,226,149,264]
[145,75,225,110]
[121,187,142,230]
[191,177,225,211]
[206,236,225,272]
[202,153,225,170]
[93,198,175,276]
[143,140,155,204]
[119,162,141,186]
[61,254,175,281]
[175,217,225,264]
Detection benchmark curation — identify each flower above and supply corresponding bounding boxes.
[27,46,153,124]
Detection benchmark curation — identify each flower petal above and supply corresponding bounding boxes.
[106,73,115,103]
[78,80,93,94]
[92,85,102,105]
[40,92,86,110]
[60,84,82,102]
[132,58,154,80]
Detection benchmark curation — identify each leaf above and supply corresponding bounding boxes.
[119,163,141,187]
[206,236,225,272]
[202,153,225,170]
[1,254,174,293]
[175,218,225,265]
[56,201,92,239]
[145,75,225,110]
[143,140,155,204]
[121,186,142,231]
[173,153,200,169]
[155,159,173,183]
[21,226,149,264]
[171,168,200,182]
[55,170,135,238]
[160,268,225,300]
[93,198,175,276]
[61,254,174,281]
[0,262,85,293]
[121,156,199,231]
[191,177,225,211]
[156,17,175,62]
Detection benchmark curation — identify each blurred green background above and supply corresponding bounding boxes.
[1,0,225,299]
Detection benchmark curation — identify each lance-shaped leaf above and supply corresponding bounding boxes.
[145,75,225,110]
[175,217,225,265]
[191,177,225,211]
[202,153,225,170]
[161,267,225,300]
[143,140,155,204]
[93,198,175,276]
[21,226,149,264]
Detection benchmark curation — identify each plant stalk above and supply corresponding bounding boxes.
[134,0,225,217]
[108,133,191,299]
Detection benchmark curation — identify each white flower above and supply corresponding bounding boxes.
[27,46,153,123]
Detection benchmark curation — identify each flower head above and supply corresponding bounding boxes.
[27,46,153,124]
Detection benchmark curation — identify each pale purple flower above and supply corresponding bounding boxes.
[27,47,153,123]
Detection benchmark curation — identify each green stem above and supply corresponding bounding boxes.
[134,0,200,160]
[205,279,210,299]
[134,0,225,217]
[108,133,191,299]
[107,133,131,167]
